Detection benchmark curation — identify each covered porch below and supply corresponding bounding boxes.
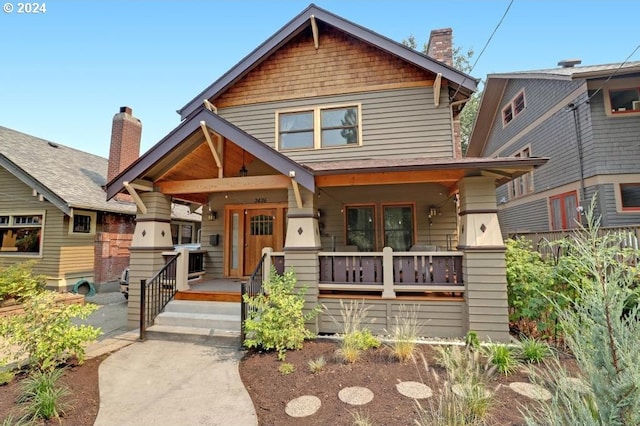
[106,108,547,341]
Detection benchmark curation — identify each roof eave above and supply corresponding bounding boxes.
[178,4,477,120]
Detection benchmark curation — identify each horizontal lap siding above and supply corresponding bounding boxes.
[220,87,454,162]
[598,183,640,227]
[319,298,464,338]
[317,183,458,251]
[0,167,63,279]
[498,198,549,235]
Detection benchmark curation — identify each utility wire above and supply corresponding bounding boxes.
[450,0,514,101]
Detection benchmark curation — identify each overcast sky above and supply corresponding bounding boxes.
[1,0,638,157]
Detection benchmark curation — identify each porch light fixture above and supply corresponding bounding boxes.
[208,210,217,221]
[428,206,439,218]
[239,150,248,177]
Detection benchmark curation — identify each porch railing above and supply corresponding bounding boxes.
[317,248,464,298]
[241,253,267,345]
[139,252,181,340]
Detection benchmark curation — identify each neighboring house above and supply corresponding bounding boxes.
[467,60,640,236]
[0,109,200,291]
[107,4,546,340]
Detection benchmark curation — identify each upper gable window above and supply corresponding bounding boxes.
[277,104,361,151]
[502,90,526,127]
[607,87,640,115]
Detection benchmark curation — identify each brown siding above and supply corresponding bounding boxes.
[215,23,434,108]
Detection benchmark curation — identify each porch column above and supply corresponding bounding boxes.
[458,176,509,342]
[126,192,174,329]
[284,186,321,334]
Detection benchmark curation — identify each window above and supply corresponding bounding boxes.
[250,215,273,236]
[277,104,361,150]
[69,211,96,235]
[383,205,414,251]
[607,87,640,114]
[171,222,197,245]
[549,191,580,230]
[345,204,415,252]
[346,206,375,251]
[620,183,640,210]
[502,90,526,126]
[0,213,44,255]
[508,146,534,199]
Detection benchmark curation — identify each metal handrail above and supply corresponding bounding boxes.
[241,253,267,345]
[139,252,181,340]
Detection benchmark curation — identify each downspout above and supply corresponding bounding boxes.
[569,102,587,223]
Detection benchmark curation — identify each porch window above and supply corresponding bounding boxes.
[620,183,640,210]
[502,89,526,127]
[549,191,580,230]
[346,206,375,251]
[0,213,44,255]
[383,205,414,251]
[277,104,361,151]
[171,222,194,245]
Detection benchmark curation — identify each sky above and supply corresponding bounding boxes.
[1,0,639,158]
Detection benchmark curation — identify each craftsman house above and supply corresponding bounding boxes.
[0,109,200,292]
[107,4,546,341]
[467,60,640,235]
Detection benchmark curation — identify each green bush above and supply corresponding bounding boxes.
[519,336,552,364]
[243,268,320,360]
[0,261,45,303]
[0,291,101,371]
[484,343,520,376]
[18,369,70,421]
[330,300,380,363]
[278,362,295,375]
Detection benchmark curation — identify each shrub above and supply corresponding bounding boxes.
[278,362,295,375]
[243,268,321,361]
[0,291,101,371]
[484,343,520,376]
[0,369,15,385]
[18,369,70,421]
[464,331,480,351]
[307,356,326,374]
[0,261,45,303]
[523,198,640,425]
[330,300,380,364]
[519,336,552,364]
[387,305,421,362]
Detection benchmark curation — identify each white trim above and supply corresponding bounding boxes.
[68,209,97,236]
[275,103,363,151]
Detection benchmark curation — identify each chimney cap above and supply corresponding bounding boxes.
[119,106,132,115]
[557,59,582,68]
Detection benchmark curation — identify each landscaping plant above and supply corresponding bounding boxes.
[484,343,520,376]
[0,261,45,304]
[522,199,640,425]
[17,368,70,421]
[243,268,321,360]
[278,362,295,375]
[307,356,326,374]
[0,290,101,371]
[330,300,380,364]
[519,336,552,364]
[387,305,421,362]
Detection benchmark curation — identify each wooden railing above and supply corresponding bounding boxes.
[139,253,180,340]
[317,248,464,298]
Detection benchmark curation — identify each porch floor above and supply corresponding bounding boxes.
[176,278,245,303]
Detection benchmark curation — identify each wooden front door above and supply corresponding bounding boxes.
[244,209,277,275]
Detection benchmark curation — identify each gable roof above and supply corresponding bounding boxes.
[106,109,316,200]
[0,126,198,220]
[466,61,640,157]
[177,3,478,120]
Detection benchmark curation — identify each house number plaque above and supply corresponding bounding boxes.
[255,197,267,203]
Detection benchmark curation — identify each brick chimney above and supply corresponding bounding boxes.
[108,106,141,183]
[427,28,453,67]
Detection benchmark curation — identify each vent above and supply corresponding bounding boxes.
[47,141,59,148]
[557,59,582,68]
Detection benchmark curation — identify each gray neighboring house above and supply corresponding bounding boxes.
[467,60,640,235]
[0,112,200,291]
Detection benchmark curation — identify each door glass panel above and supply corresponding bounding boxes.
[231,213,239,270]
[383,206,413,251]
[550,198,562,230]
[564,194,578,229]
[346,206,375,251]
[250,215,273,236]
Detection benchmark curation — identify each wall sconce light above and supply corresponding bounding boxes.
[317,209,324,218]
[208,210,217,221]
[428,206,439,218]
[239,150,248,176]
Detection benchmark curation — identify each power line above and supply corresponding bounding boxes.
[450,0,515,101]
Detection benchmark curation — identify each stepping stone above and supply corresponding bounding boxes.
[558,377,590,394]
[285,395,321,417]
[396,381,433,399]
[509,382,552,401]
[338,386,374,405]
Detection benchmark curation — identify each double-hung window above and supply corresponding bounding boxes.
[0,213,44,255]
[277,104,361,151]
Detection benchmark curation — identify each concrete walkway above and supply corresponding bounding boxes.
[94,338,257,426]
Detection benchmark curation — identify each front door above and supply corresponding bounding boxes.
[244,209,277,275]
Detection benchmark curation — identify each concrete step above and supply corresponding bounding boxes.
[163,300,240,316]
[154,311,240,330]
[145,324,241,347]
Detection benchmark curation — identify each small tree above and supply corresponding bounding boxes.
[243,268,320,360]
[524,198,640,425]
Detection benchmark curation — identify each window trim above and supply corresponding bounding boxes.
[507,145,534,200]
[275,103,363,151]
[618,182,640,212]
[68,210,97,236]
[381,202,417,252]
[344,202,416,251]
[501,89,526,127]
[603,79,640,117]
[0,210,45,257]
[344,203,377,251]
